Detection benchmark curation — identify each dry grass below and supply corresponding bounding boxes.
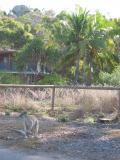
[53,89,118,121]
[0,88,119,119]
[55,89,118,112]
[0,88,52,114]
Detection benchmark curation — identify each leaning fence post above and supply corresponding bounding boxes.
[51,86,55,110]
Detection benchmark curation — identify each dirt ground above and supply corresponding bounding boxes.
[0,115,120,160]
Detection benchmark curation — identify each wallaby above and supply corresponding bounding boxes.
[18,111,39,138]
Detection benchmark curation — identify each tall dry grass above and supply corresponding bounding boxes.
[55,89,118,112]
[0,88,119,116]
[0,88,52,113]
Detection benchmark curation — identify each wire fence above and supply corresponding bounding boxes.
[0,84,120,113]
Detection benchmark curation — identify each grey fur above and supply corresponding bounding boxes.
[19,112,39,138]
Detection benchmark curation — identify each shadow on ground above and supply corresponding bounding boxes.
[0,116,120,160]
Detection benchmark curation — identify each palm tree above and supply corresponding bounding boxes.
[85,12,117,84]
[53,9,117,85]
[54,7,89,84]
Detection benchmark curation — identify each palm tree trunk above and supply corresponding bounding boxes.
[84,52,93,85]
[87,65,92,85]
[74,51,81,84]
[87,55,93,85]
[81,62,86,84]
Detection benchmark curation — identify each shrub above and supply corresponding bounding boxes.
[37,73,68,85]
[99,65,120,86]
[57,114,69,122]
[83,116,95,124]
[0,72,23,84]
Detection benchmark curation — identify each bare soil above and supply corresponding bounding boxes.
[0,115,120,160]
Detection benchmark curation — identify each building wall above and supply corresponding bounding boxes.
[0,53,16,71]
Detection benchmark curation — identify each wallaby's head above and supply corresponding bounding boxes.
[19,111,27,118]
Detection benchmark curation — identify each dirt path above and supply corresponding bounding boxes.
[0,146,70,160]
[0,116,120,160]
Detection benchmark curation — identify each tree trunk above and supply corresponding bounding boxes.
[37,60,41,73]
[87,66,92,85]
[86,54,93,85]
[74,52,80,84]
[84,52,93,85]
[81,62,86,84]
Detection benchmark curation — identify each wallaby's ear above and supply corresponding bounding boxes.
[19,111,27,117]
[23,111,27,115]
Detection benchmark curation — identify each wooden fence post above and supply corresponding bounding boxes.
[118,90,120,113]
[51,86,55,110]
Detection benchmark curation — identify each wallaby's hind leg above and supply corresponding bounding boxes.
[27,124,34,136]
[34,121,39,138]
[24,123,28,138]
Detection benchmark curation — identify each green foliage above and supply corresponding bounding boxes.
[57,114,69,122]
[0,17,33,48]
[83,116,95,124]
[16,32,59,72]
[54,7,90,83]
[16,36,45,69]
[99,72,111,84]
[5,104,23,113]
[0,6,120,85]
[37,74,68,85]
[99,65,120,86]
[5,111,10,116]
[54,7,111,84]
[0,72,23,84]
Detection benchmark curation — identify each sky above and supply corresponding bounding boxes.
[0,0,120,18]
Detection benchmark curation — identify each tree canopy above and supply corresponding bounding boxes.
[0,5,120,85]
